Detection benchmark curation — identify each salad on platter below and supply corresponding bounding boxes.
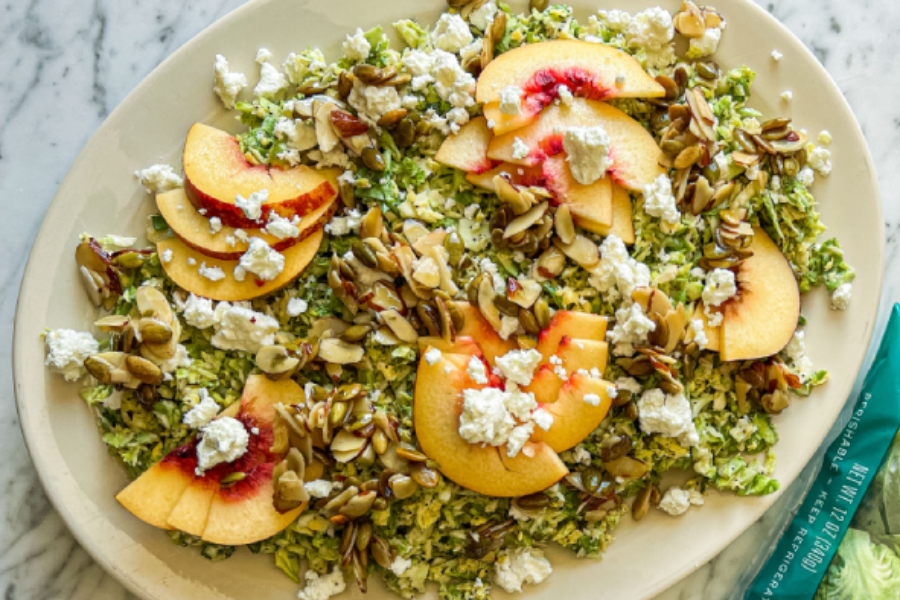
[42,1,857,598]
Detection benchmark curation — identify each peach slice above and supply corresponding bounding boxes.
[465,163,545,192]
[413,352,567,497]
[586,184,635,244]
[183,123,337,228]
[435,116,494,174]
[542,155,613,229]
[525,337,609,403]
[531,373,613,452]
[417,335,484,358]
[536,311,608,363]
[166,477,218,536]
[117,401,240,530]
[487,99,665,192]
[455,302,518,366]
[720,228,800,361]
[157,228,323,302]
[697,303,721,352]
[238,374,306,428]
[157,186,338,261]
[476,40,665,136]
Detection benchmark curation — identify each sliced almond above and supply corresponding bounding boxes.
[477,277,503,332]
[632,287,674,318]
[318,338,365,364]
[412,257,441,288]
[507,278,542,308]
[332,429,368,453]
[504,202,548,239]
[663,304,687,354]
[315,101,341,152]
[380,309,419,343]
[494,176,531,216]
[402,219,430,248]
[426,246,459,295]
[372,325,401,346]
[309,317,351,339]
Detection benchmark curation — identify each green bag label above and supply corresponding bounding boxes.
[745,304,900,600]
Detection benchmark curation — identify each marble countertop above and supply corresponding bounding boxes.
[1,0,898,599]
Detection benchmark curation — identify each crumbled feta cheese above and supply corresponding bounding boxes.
[195,416,249,475]
[183,389,219,429]
[588,234,651,304]
[211,303,279,353]
[512,137,529,160]
[460,39,484,65]
[807,146,832,176]
[592,9,632,32]
[182,293,218,329]
[254,62,289,99]
[273,117,318,152]
[687,26,722,59]
[572,445,592,465]
[557,84,573,104]
[342,28,372,62]
[506,421,535,457]
[818,130,833,146]
[469,0,498,30]
[433,51,477,108]
[686,318,708,350]
[659,486,703,516]
[458,385,542,457]
[494,548,553,593]
[467,356,489,384]
[304,479,337,498]
[264,212,301,240]
[424,347,443,366]
[447,107,470,133]
[325,209,362,237]
[499,85,524,116]
[198,263,226,282]
[187,257,197,266]
[297,567,346,600]
[563,125,612,185]
[782,330,815,383]
[161,248,173,263]
[213,54,248,109]
[626,7,674,52]
[797,166,815,187]
[608,302,656,356]
[234,229,249,243]
[730,416,757,443]
[390,556,412,577]
[234,189,268,222]
[348,77,403,125]
[495,348,543,386]
[615,71,627,86]
[286,297,308,317]
[209,217,223,235]
[498,315,520,340]
[831,283,852,311]
[160,344,191,374]
[637,389,699,446]
[44,329,99,381]
[134,163,183,194]
[531,408,554,431]
[583,393,601,407]
[642,174,680,224]
[606,386,618,399]
[705,306,723,327]
[771,50,783,61]
[255,48,272,64]
[237,238,285,282]
[781,90,793,102]
[432,13,474,53]
[702,268,737,307]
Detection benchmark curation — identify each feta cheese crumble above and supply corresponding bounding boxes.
[499,85,524,116]
[432,13,474,53]
[771,50,783,61]
[562,125,612,185]
[135,163,183,194]
[608,302,656,356]
[304,479,337,498]
[494,548,553,593]
[558,84,573,104]
[583,393,601,407]
[511,137,530,160]
[589,234,651,305]
[807,146,832,176]
[686,318,708,350]
[467,356,489,384]
[702,268,737,307]
[161,248,173,263]
[286,297,309,317]
[198,263,226,282]
[342,28,372,62]
[213,54,248,109]
[210,303,279,353]
[44,329,99,381]
[659,486,704,516]
[781,90,793,102]
[209,217,223,235]
[195,416,249,475]
[730,416,757,444]
[637,388,699,446]
[687,26,723,59]
[183,389,220,429]
[469,0,498,30]
[235,189,268,222]
[424,347,443,365]
[297,567,346,600]
[642,174,681,224]
[831,282,852,311]
[264,212,301,240]
[182,293,218,329]
[390,556,413,577]
[458,383,545,457]
[782,330,815,384]
[254,62,289,99]
[235,238,285,282]
[494,348,543,386]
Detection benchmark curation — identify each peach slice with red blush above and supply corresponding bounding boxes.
[542,155,613,230]
[476,40,665,136]
[183,123,337,228]
[434,116,495,174]
[535,311,608,363]
[487,99,664,192]
[465,163,545,192]
[531,373,614,452]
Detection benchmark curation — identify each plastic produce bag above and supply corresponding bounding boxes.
[741,303,900,600]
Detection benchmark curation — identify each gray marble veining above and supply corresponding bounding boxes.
[1,0,898,599]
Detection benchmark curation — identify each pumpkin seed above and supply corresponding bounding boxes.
[377,108,407,129]
[674,144,703,169]
[761,389,790,414]
[125,355,164,385]
[603,455,648,479]
[361,147,385,171]
[533,298,551,329]
[660,139,686,157]
[762,126,791,141]
[632,483,656,521]
[517,493,551,508]
[529,0,549,11]
[518,308,540,336]
[410,463,440,488]
[761,117,792,132]
[370,535,394,569]
[394,118,416,148]
[353,64,384,84]
[139,318,173,344]
[695,61,720,80]
[600,435,633,462]
[389,474,419,500]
